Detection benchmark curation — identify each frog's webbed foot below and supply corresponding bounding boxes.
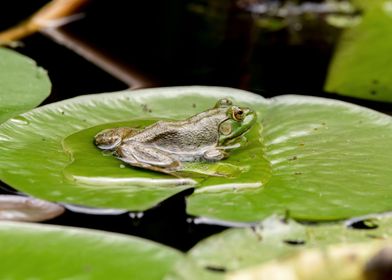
[203,148,228,161]
[115,142,181,174]
[95,127,139,150]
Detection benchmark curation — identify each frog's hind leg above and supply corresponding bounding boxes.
[115,142,181,174]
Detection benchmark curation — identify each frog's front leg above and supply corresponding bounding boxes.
[220,135,247,148]
[115,142,181,173]
[203,141,243,161]
[203,148,228,161]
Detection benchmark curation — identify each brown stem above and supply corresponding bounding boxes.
[42,28,155,89]
[0,0,155,88]
[0,0,89,44]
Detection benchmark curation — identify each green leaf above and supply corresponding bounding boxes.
[325,0,392,102]
[166,215,392,280]
[1,87,391,220]
[0,87,265,210]
[0,47,51,124]
[0,222,182,279]
[187,95,392,221]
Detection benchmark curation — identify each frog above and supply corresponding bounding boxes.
[94,98,256,174]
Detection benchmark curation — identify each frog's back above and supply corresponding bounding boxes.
[125,108,228,152]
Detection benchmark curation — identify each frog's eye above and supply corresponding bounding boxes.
[232,107,245,121]
[215,98,233,108]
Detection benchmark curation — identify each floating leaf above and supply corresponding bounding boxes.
[0,87,265,210]
[0,195,64,222]
[0,47,51,124]
[325,0,392,102]
[187,95,392,221]
[166,215,392,280]
[0,87,391,220]
[0,222,183,279]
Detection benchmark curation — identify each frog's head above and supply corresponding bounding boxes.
[218,105,257,144]
[95,128,123,150]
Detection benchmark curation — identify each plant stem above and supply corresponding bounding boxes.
[0,0,89,44]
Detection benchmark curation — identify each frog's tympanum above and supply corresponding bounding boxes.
[94,99,256,174]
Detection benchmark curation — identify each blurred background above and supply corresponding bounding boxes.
[0,0,371,104]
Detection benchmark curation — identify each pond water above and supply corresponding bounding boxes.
[2,0,391,252]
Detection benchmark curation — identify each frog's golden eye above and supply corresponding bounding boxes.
[232,107,245,121]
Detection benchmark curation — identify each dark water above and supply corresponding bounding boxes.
[0,181,227,251]
[1,0,391,251]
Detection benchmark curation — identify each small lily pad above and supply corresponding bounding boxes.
[0,195,64,222]
[0,222,183,279]
[0,47,51,124]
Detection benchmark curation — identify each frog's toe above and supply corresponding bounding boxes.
[203,149,227,161]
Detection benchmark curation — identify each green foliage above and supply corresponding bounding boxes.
[0,87,391,221]
[187,95,392,221]
[0,87,265,211]
[325,0,392,102]
[0,222,183,279]
[0,47,51,124]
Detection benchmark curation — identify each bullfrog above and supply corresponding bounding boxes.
[94,98,256,174]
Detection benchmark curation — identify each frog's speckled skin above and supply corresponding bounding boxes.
[94,99,256,173]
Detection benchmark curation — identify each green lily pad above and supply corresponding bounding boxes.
[325,0,392,102]
[0,47,51,124]
[0,87,391,220]
[166,215,392,280]
[0,221,182,279]
[187,95,392,221]
[0,87,265,210]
